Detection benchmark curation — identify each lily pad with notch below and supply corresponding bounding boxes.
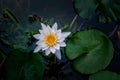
[65,29,114,74]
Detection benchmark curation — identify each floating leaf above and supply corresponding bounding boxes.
[5,49,44,80]
[23,53,45,80]
[89,71,120,80]
[73,0,98,19]
[65,29,114,74]
[73,0,120,22]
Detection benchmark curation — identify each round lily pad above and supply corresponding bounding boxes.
[65,29,114,74]
[73,0,98,19]
[5,49,45,80]
[89,71,120,80]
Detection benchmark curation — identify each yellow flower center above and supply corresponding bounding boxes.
[45,33,57,46]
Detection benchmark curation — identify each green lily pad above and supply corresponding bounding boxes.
[5,49,45,80]
[89,71,120,80]
[65,29,114,74]
[73,0,98,19]
[74,0,120,22]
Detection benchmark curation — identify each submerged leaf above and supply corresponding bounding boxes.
[65,29,114,74]
[0,9,28,50]
[98,0,120,22]
[3,8,21,27]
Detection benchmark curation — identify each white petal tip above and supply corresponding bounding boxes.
[55,50,61,60]
[62,32,71,39]
[33,34,40,39]
[60,42,66,47]
[41,23,46,29]
[33,46,41,53]
[45,49,51,56]
[52,22,58,29]
[33,50,38,53]
[66,32,71,36]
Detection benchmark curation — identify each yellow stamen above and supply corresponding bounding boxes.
[45,33,57,46]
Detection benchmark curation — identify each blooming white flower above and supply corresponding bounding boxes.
[33,22,71,60]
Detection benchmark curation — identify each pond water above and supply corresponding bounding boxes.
[0,0,120,80]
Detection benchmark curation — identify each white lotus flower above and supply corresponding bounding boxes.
[33,22,71,60]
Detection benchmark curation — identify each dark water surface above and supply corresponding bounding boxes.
[0,0,120,80]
